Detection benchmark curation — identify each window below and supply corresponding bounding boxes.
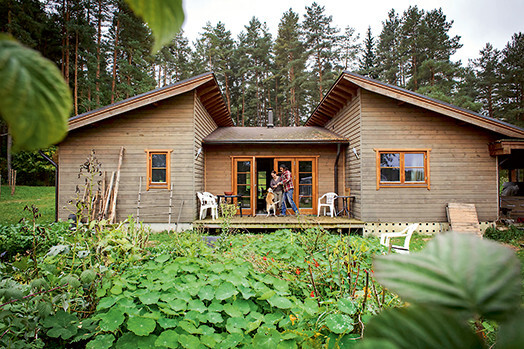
[145,150,172,190]
[375,149,430,189]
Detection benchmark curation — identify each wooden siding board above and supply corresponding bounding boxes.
[194,92,218,196]
[58,93,198,223]
[325,92,362,218]
[359,90,498,222]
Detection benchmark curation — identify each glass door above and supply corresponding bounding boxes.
[297,159,315,214]
[233,157,254,215]
[274,157,317,215]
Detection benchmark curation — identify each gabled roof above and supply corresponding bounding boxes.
[68,72,233,131]
[306,72,524,138]
[203,126,349,144]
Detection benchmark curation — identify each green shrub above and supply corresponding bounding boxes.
[484,225,524,244]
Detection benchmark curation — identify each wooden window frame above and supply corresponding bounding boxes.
[375,149,431,190]
[145,149,172,190]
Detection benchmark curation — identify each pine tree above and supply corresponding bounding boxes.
[500,33,524,126]
[358,26,377,78]
[471,43,501,118]
[339,26,360,71]
[302,2,340,102]
[274,9,307,126]
[376,9,403,85]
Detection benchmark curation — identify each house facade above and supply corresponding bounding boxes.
[58,71,524,233]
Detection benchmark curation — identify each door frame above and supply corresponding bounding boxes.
[232,156,318,216]
[232,157,255,216]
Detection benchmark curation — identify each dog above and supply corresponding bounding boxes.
[266,188,280,216]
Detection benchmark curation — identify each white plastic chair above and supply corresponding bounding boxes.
[380,223,419,254]
[317,192,338,217]
[197,192,218,220]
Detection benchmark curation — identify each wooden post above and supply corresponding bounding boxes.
[10,169,16,196]
[168,183,173,224]
[103,171,115,219]
[109,147,125,223]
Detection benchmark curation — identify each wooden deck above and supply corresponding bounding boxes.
[194,215,365,233]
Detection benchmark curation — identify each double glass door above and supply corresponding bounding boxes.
[233,157,316,216]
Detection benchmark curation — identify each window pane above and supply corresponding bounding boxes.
[299,161,312,172]
[299,173,312,184]
[237,185,250,197]
[381,168,400,182]
[405,169,425,182]
[237,173,251,185]
[237,161,251,172]
[405,153,424,167]
[299,185,312,196]
[380,153,400,167]
[299,196,313,208]
[152,169,166,183]
[277,161,292,171]
[239,196,251,209]
[152,153,166,168]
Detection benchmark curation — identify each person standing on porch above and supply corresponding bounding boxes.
[270,170,283,213]
[279,165,299,216]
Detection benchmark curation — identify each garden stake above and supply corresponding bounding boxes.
[381,289,386,306]
[308,265,321,306]
[344,261,351,296]
[369,277,382,309]
[351,264,361,297]
[361,270,369,313]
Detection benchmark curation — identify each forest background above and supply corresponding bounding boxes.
[0,0,523,186]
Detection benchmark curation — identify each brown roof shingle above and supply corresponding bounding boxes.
[203,126,349,144]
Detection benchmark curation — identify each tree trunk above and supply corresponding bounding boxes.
[64,0,70,85]
[111,16,120,103]
[7,133,12,185]
[487,84,493,118]
[316,48,323,101]
[224,72,231,112]
[96,0,102,105]
[74,30,79,115]
[241,76,245,127]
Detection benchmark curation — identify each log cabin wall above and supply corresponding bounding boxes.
[58,92,198,223]
[359,89,499,222]
[324,91,362,218]
[204,143,342,207]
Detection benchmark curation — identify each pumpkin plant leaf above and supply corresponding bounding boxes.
[127,316,157,336]
[374,233,521,321]
[86,334,115,349]
[125,0,184,53]
[267,295,293,309]
[98,307,125,332]
[324,313,354,334]
[155,330,179,348]
[215,282,238,300]
[0,35,71,151]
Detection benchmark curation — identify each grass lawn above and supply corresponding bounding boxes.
[0,186,55,224]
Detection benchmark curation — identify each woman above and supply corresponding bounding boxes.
[270,170,283,214]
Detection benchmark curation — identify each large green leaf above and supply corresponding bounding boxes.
[155,330,179,348]
[363,305,483,349]
[0,35,71,151]
[496,309,524,349]
[86,334,115,349]
[324,313,354,334]
[42,310,78,340]
[127,316,157,336]
[374,233,521,320]
[215,282,238,300]
[125,0,185,52]
[267,295,293,309]
[98,307,125,332]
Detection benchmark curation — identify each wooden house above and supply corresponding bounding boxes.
[58,71,524,233]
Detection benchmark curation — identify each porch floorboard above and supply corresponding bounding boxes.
[194,215,365,231]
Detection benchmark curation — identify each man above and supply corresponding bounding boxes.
[279,165,299,216]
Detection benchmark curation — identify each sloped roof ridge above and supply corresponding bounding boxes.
[342,71,524,134]
[69,72,214,122]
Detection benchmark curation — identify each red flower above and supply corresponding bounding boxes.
[310,291,315,298]
[263,256,267,261]
[271,258,275,262]
[313,259,319,267]
[295,268,300,275]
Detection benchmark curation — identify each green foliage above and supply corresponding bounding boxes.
[484,225,524,244]
[125,0,184,53]
[0,34,71,151]
[359,233,523,348]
